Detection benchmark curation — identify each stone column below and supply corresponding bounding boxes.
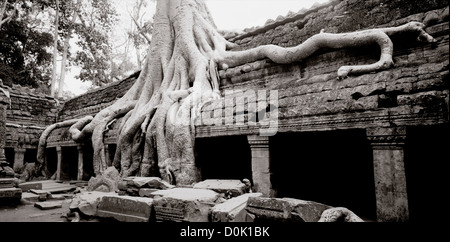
[367,127,409,222]
[104,144,111,167]
[13,148,26,173]
[247,135,275,197]
[77,145,84,181]
[56,146,62,180]
[0,88,9,165]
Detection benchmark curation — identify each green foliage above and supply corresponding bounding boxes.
[72,0,118,87]
[0,0,53,90]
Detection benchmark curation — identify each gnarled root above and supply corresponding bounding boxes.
[36,0,436,187]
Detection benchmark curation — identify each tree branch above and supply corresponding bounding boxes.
[130,15,152,44]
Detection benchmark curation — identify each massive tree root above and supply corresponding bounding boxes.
[37,0,436,185]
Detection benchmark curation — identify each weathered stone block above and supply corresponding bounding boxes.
[193,180,247,197]
[211,193,263,222]
[246,197,332,222]
[152,188,219,222]
[123,176,175,189]
[18,181,43,191]
[97,195,154,222]
[70,191,115,216]
[34,201,63,210]
[0,188,22,199]
[0,178,19,189]
[21,192,40,202]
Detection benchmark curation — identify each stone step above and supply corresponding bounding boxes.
[0,188,22,200]
[0,178,19,189]
[18,181,43,191]
[21,192,40,203]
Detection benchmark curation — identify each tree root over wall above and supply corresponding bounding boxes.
[36,0,436,186]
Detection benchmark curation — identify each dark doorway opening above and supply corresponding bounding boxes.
[107,144,117,167]
[4,148,14,167]
[270,129,376,221]
[61,147,78,181]
[24,149,38,164]
[195,136,252,182]
[405,123,449,222]
[82,141,95,180]
[46,148,57,175]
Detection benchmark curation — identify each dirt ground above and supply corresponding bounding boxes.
[0,199,71,222]
[0,198,103,222]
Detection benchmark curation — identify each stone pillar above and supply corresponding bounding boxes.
[13,148,26,173]
[56,146,62,180]
[247,135,275,197]
[77,145,84,181]
[367,127,409,222]
[104,144,111,167]
[0,88,9,165]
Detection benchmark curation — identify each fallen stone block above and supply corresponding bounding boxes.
[319,207,364,222]
[29,189,48,201]
[34,201,63,210]
[48,194,66,200]
[211,193,263,222]
[123,177,175,189]
[70,191,118,216]
[193,179,247,197]
[21,192,40,203]
[97,196,154,222]
[152,188,219,222]
[246,197,332,222]
[0,178,19,189]
[18,181,43,191]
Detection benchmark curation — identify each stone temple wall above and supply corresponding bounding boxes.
[196,0,449,137]
[57,71,139,122]
[6,0,449,222]
[3,84,59,149]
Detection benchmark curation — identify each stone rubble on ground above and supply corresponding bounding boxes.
[118,176,175,197]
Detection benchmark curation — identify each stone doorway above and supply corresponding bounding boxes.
[24,148,38,164]
[405,123,449,222]
[46,147,58,176]
[61,147,78,181]
[270,129,377,221]
[195,136,252,183]
[82,142,95,180]
[4,148,14,167]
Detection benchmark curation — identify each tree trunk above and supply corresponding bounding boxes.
[50,0,60,97]
[57,0,82,98]
[37,0,436,184]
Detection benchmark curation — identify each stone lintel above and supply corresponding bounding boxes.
[367,127,406,149]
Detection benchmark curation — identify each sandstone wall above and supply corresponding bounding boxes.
[57,72,139,121]
[196,0,449,137]
[3,84,59,148]
[48,0,449,142]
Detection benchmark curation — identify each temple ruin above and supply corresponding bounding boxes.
[1,0,448,222]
